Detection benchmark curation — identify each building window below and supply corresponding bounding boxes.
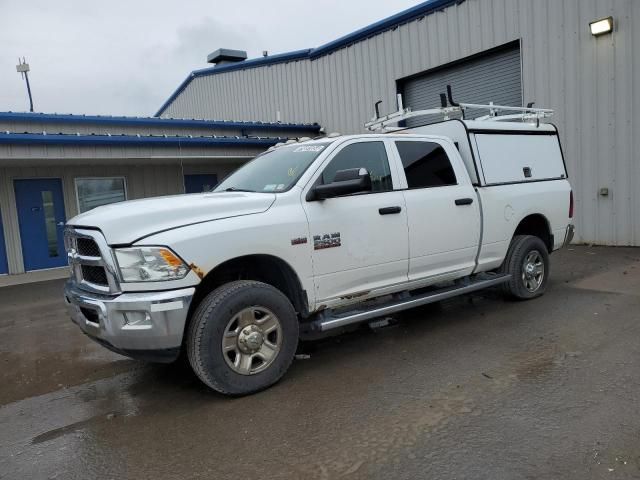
[184,173,218,193]
[395,141,457,188]
[75,177,127,213]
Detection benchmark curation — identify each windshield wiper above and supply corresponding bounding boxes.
[223,187,256,193]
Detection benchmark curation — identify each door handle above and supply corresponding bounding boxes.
[379,206,402,215]
[455,198,473,206]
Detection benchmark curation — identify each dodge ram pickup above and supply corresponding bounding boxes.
[64,118,574,395]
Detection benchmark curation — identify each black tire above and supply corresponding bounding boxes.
[499,235,550,300]
[186,280,299,396]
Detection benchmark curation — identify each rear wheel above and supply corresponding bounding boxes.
[500,235,549,300]
[186,280,299,395]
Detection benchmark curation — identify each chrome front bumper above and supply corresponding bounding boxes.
[64,281,195,362]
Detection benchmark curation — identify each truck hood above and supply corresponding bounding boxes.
[68,192,276,245]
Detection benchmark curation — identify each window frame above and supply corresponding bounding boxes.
[391,138,462,191]
[306,138,401,200]
[74,176,128,214]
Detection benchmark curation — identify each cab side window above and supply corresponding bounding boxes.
[395,141,457,188]
[321,141,393,192]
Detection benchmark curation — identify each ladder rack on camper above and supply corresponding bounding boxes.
[364,85,554,132]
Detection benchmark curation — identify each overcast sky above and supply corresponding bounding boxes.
[0,0,419,117]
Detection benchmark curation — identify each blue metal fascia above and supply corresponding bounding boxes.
[0,132,285,147]
[0,111,319,133]
[191,49,312,77]
[309,0,459,58]
[154,75,196,117]
[155,0,460,116]
[155,49,312,116]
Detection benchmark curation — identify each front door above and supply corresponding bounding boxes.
[0,209,8,274]
[184,174,218,193]
[14,178,67,271]
[302,140,409,304]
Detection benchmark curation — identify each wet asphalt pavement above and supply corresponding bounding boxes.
[1,246,639,479]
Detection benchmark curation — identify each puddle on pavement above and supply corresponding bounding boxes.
[0,349,137,406]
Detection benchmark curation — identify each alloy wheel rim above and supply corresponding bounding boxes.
[522,250,544,292]
[222,306,282,375]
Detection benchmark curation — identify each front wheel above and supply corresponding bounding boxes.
[186,280,299,395]
[499,235,549,300]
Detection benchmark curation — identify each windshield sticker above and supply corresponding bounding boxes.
[276,184,286,190]
[293,145,325,153]
[263,184,277,191]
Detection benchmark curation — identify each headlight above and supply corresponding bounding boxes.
[114,247,189,282]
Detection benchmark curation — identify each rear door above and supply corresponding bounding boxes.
[302,139,409,303]
[391,139,480,281]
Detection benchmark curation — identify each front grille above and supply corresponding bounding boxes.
[77,238,101,257]
[67,229,118,293]
[81,265,108,286]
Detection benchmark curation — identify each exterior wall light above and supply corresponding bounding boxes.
[589,16,614,36]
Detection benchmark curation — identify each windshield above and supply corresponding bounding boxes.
[214,143,330,193]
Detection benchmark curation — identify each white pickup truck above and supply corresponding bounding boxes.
[64,118,574,395]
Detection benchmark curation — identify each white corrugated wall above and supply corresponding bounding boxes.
[162,0,639,246]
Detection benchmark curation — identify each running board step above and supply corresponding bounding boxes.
[313,274,511,332]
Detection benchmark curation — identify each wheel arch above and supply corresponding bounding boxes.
[512,213,553,252]
[188,254,309,325]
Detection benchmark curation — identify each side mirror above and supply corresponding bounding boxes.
[307,168,372,201]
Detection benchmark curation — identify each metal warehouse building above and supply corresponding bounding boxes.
[158,0,640,246]
[0,113,319,279]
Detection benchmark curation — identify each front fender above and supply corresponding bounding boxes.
[138,200,316,309]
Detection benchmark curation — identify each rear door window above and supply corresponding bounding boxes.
[395,141,457,188]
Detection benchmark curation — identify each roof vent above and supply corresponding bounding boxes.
[207,48,248,66]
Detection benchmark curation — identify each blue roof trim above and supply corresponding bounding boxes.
[309,0,458,58]
[0,111,319,132]
[192,49,312,77]
[0,132,286,147]
[156,49,311,117]
[156,0,459,116]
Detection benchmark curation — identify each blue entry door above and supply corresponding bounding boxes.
[184,174,218,193]
[0,210,8,274]
[14,178,67,271]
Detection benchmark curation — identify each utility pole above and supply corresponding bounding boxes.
[16,58,34,112]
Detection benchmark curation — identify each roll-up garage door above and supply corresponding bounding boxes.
[400,43,522,126]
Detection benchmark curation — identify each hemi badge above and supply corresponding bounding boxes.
[313,232,341,250]
[291,237,308,246]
